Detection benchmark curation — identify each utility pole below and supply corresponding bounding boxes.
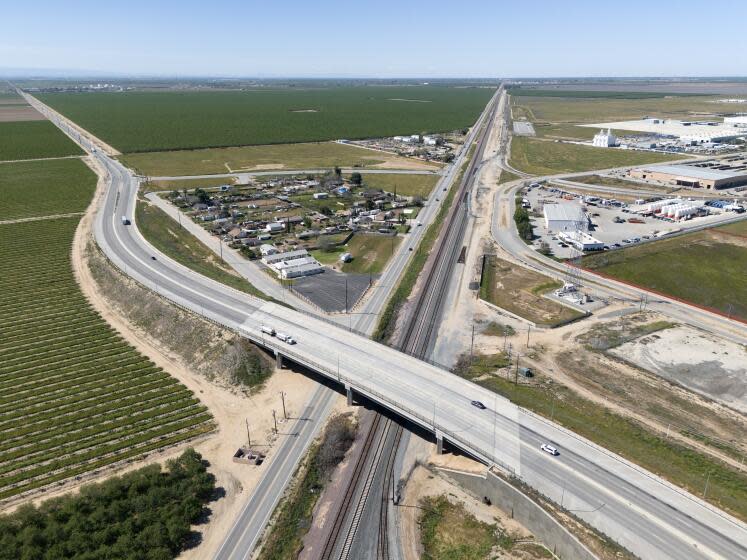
[526,325,531,349]
[703,470,712,499]
[515,354,520,385]
[272,410,278,434]
[280,391,287,419]
[219,238,224,263]
[470,324,475,363]
[245,418,251,447]
[345,277,348,314]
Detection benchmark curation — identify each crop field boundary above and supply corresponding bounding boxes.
[571,263,747,326]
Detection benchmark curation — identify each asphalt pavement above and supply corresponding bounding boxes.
[25,91,747,560]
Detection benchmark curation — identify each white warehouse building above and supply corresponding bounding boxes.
[543,203,589,232]
[724,116,747,126]
[592,128,617,147]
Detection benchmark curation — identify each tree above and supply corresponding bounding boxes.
[333,166,342,178]
[350,172,362,186]
[194,188,210,204]
[318,236,336,253]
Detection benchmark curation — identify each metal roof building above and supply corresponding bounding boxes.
[543,203,588,232]
[629,163,747,190]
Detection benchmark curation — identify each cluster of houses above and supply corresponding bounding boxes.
[346,132,458,163]
[168,172,423,279]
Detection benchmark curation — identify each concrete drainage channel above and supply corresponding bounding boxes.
[440,467,600,560]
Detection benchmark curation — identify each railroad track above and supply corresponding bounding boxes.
[318,88,505,560]
[399,89,503,359]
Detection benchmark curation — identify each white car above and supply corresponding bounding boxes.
[540,443,559,456]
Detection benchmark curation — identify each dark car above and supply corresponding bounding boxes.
[471,400,486,410]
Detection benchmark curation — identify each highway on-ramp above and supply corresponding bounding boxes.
[25,92,747,560]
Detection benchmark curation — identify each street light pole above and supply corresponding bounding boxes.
[280,391,287,419]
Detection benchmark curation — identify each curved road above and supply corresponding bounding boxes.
[26,92,747,560]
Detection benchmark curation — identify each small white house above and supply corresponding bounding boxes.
[265,222,285,233]
[259,244,277,257]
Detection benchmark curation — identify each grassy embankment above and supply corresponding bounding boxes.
[0,158,96,220]
[0,120,83,161]
[480,256,584,327]
[455,352,747,521]
[148,176,237,191]
[40,86,495,153]
[569,173,672,192]
[121,141,439,177]
[135,200,270,301]
[497,169,521,185]
[582,220,747,322]
[258,414,355,560]
[373,144,475,342]
[419,496,503,560]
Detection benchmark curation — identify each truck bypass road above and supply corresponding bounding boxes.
[26,92,747,560]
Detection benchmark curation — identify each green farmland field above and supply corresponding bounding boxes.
[0,159,96,220]
[509,137,681,176]
[0,120,83,161]
[38,86,495,153]
[0,217,214,501]
[357,172,439,198]
[121,141,438,177]
[582,220,747,322]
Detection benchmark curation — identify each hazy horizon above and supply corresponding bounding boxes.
[3,0,746,78]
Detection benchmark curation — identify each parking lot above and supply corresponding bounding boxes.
[292,269,373,313]
[525,186,745,259]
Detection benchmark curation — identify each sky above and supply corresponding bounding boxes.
[2,0,746,78]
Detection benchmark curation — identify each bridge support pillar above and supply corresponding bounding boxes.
[345,384,354,406]
[275,352,283,369]
[436,431,444,454]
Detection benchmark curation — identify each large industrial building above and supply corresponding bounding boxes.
[724,116,747,125]
[543,202,588,232]
[581,118,747,144]
[629,160,747,190]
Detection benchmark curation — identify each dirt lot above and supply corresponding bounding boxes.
[480,255,584,327]
[471,310,747,466]
[400,464,545,560]
[610,325,747,413]
[0,104,45,122]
